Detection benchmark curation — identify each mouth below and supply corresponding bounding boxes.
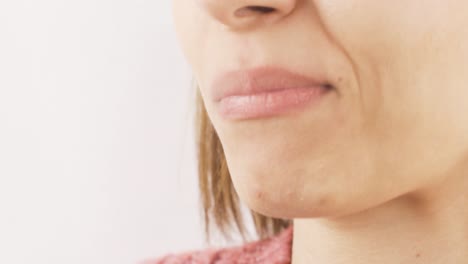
[212,66,335,120]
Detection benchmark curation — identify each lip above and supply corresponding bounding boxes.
[212,66,333,120]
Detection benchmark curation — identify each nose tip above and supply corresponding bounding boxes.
[198,0,297,30]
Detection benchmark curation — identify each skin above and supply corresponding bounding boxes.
[172,1,468,263]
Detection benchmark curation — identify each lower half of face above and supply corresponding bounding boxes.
[173,0,468,218]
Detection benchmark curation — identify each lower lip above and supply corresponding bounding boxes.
[217,86,332,120]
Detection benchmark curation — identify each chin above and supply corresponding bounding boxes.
[223,128,382,219]
[240,184,341,219]
[229,164,347,219]
[228,153,383,220]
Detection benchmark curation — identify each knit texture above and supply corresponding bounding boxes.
[141,226,293,264]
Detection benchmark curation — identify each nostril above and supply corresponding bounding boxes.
[248,6,276,13]
[234,6,276,17]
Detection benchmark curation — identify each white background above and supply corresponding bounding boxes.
[0,1,207,263]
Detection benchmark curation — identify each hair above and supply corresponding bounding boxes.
[195,88,291,242]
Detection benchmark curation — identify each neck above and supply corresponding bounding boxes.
[292,168,468,264]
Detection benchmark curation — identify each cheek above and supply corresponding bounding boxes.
[312,1,468,203]
[172,0,208,77]
[315,1,468,105]
[316,0,468,143]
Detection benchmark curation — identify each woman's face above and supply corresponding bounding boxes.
[172,0,468,218]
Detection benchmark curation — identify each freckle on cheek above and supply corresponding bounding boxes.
[256,191,263,200]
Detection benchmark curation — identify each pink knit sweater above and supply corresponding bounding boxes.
[141,226,293,264]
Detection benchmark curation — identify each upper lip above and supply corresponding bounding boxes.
[211,66,329,102]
